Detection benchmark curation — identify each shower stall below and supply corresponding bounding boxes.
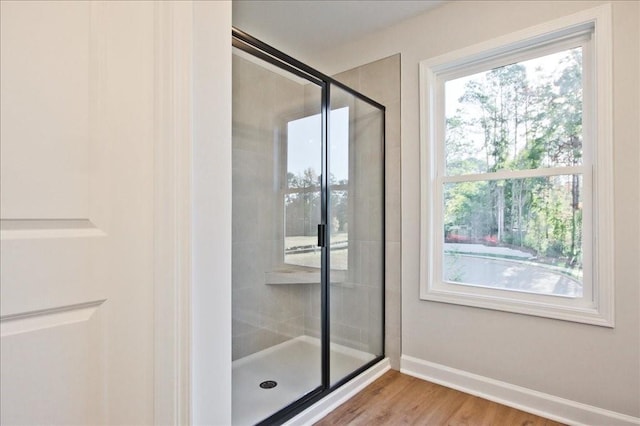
[232,29,385,425]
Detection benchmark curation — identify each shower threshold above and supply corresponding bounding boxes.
[232,336,376,426]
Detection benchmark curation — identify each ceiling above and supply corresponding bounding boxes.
[232,0,444,57]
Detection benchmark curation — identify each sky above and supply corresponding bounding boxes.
[287,107,350,182]
[445,48,580,117]
[443,47,581,171]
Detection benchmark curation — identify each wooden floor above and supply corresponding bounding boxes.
[314,370,565,425]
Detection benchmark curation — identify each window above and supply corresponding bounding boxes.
[284,107,350,269]
[419,6,613,326]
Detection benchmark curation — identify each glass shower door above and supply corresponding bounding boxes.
[232,28,386,426]
[231,46,323,426]
[328,84,385,385]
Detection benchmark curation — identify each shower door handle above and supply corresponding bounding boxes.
[317,224,326,247]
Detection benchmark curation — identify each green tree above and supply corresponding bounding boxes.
[445,48,584,268]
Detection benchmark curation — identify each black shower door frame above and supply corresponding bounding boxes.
[232,28,386,426]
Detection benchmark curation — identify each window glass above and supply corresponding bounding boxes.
[285,108,349,268]
[443,175,583,298]
[439,46,585,299]
[419,11,615,326]
[445,48,583,176]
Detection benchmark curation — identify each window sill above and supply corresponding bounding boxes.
[420,284,614,327]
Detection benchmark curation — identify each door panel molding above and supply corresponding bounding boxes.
[1,299,105,337]
[0,219,106,240]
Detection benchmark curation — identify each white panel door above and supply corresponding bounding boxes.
[1,2,155,424]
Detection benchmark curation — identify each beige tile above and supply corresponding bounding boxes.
[341,284,369,330]
[330,322,362,350]
[256,328,287,352]
[233,333,250,360]
[232,242,261,289]
[307,283,321,317]
[369,192,385,242]
[357,241,370,286]
[233,68,280,154]
[331,84,357,110]
[260,286,297,323]
[301,284,314,321]
[274,76,306,117]
[369,242,384,287]
[303,83,323,116]
[385,101,401,150]
[385,199,401,244]
[277,316,305,339]
[385,147,401,243]
[243,330,263,357]
[232,147,263,181]
[304,315,321,338]
[330,284,344,323]
[359,54,401,105]
[385,241,401,369]
[368,285,385,354]
[332,68,361,91]
[286,285,306,319]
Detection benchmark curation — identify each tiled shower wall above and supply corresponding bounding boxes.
[232,53,400,368]
[232,54,309,360]
[331,55,401,369]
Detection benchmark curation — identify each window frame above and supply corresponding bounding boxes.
[419,5,614,327]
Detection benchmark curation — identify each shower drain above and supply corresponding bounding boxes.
[259,380,277,389]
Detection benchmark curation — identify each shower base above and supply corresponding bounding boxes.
[232,336,376,426]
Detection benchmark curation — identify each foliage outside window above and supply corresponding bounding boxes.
[419,7,614,326]
[443,47,585,296]
[284,108,349,270]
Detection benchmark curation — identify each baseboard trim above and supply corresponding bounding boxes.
[401,355,640,426]
[285,358,391,426]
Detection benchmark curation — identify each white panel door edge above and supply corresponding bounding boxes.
[153,2,194,425]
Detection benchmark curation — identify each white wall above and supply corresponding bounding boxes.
[192,1,233,424]
[310,0,640,419]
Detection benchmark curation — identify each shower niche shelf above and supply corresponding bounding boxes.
[264,268,347,285]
